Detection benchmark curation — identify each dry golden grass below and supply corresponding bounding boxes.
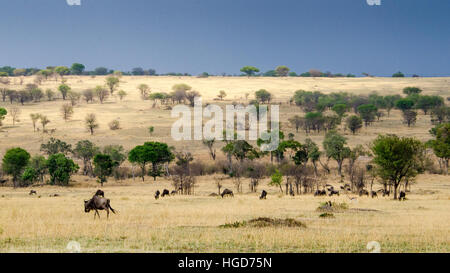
[0,76,449,252]
[0,174,448,253]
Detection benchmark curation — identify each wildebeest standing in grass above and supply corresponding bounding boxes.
[29,190,37,195]
[371,191,378,198]
[260,190,267,199]
[161,189,170,197]
[84,195,116,219]
[155,190,160,200]
[221,189,234,198]
[399,191,406,201]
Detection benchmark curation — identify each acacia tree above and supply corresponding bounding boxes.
[240,66,260,77]
[105,76,120,95]
[40,138,72,156]
[323,131,350,176]
[73,140,99,176]
[202,138,216,160]
[429,123,450,175]
[58,84,71,100]
[346,115,363,134]
[128,142,174,181]
[47,153,79,186]
[137,84,150,99]
[255,89,272,103]
[371,134,424,199]
[357,104,377,127]
[9,106,21,125]
[275,66,290,77]
[0,107,7,128]
[93,154,116,186]
[2,147,30,188]
[85,113,99,135]
[61,104,74,122]
[95,86,109,103]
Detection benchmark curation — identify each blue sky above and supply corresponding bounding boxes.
[0,0,449,76]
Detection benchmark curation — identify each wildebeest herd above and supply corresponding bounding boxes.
[23,183,408,220]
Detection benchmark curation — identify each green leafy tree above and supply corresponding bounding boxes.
[40,138,72,155]
[392,71,405,78]
[240,66,260,77]
[371,134,424,199]
[396,98,415,111]
[275,66,290,77]
[105,76,120,95]
[323,131,350,176]
[429,123,450,175]
[73,140,99,176]
[384,95,402,116]
[255,89,272,103]
[346,115,363,134]
[403,87,422,96]
[305,138,320,176]
[331,104,348,120]
[2,147,30,188]
[0,107,7,127]
[128,142,174,181]
[93,154,116,186]
[269,169,283,193]
[47,154,79,186]
[70,63,85,75]
[416,95,444,115]
[58,84,71,100]
[357,104,378,127]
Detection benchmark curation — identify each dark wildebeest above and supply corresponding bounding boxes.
[221,189,234,198]
[371,191,378,198]
[358,189,369,197]
[328,189,339,196]
[399,191,406,201]
[379,189,390,197]
[289,188,295,196]
[84,195,116,219]
[161,189,170,197]
[29,190,37,195]
[171,190,177,195]
[154,190,160,200]
[314,190,327,196]
[260,190,267,199]
[94,189,104,198]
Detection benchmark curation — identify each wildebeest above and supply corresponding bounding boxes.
[49,194,60,197]
[340,184,351,191]
[84,195,116,219]
[171,190,178,195]
[154,190,160,200]
[399,191,406,201]
[260,190,267,199]
[314,190,327,196]
[161,189,170,197]
[29,190,37,195]
[289,188,295,196]
[358,189,369,197]
[371,191,378,198]
[328,189,340,196]
[94,189,104,197]
[378,189,390,197]
[221,189,234,198]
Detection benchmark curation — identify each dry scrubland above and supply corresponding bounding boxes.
[0,76,449,252]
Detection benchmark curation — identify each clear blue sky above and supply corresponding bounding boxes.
[0,0,449,76]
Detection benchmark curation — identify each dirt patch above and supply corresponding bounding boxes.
[220,217,306,228]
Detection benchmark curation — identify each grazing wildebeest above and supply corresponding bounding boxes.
[260,190,267,199]
[328,189,339,196]
[399,191,406,201]
[314,190,327,196]
[94,189,104,197]
[378,189,390,197]
[29,190,37,195]
[154,190,160,200]
[371,191,378,198]
[84,195,116,219]
[171,190,177,195]
[358,189,369,197]
[161,189,170,197]
[221,189,234,198]
[49,194,60,197]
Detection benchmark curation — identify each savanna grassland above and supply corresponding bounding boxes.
[0,76,449,252]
